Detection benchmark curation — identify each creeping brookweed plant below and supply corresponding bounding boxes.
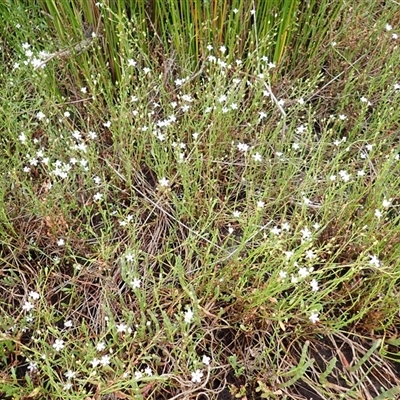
[1,0,400,399]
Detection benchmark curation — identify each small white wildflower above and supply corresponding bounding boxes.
[338,114,347,120]
[80,87,87,93]
[360,96,371,105]
[279,270,287,279]
[237,142,249,152]
[305,250,316,260]
[252,152,262,162]
[90,358,101,367]
[393,33,399,40]
[36,111,46,120]
[130,278,141,289]
[64,370,76,379]
[53,339,65,352]
[369,254,381,268]
[296,124,307,134]
[298,267,309,279]
[191,369,203,383]
[93,192,103,201]
[284,251,294,260]
[145,366,153,376]
[270,226,281,236]
[202,355,211,365]
[301,227,312,241]
[100,355,111,366]
[382,198,392,208]
[29,291,40,300]
[184,308,194,324]
[338,170,351,182]
[374,209,383,219]
[125,252,135,262]
[233,210,241,218]
[64,320,73,328]
[22,301,34,312]
[310,279,319,292]
[385,23,393,31]
[256,200,265,209]
[116,323,127,333]
[88,131,97,139]
[96,342,106,351]
[159,177,170,187]
[27,361,38,372]
[103,120,111,128]
[63,382,73,390]
[366,144,373,151]
[309,311,319,324]
[57,238,65,246]
[128,59,137,67]
[134,371,143,380]
[18,132,27,143]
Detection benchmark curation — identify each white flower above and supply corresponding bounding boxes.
[134,371,143,379]
[305,250,316,260]
[298,267,309,278]
[100,355,111,366]
[252,152,262,162]
[128,59,137,67]
[22,301,34,312]
[159,177,170,187]
[202,355,211,365]
[279,270,287,279]
[256,200,265,209]
[29,291,40,300]
[64,370,76,379]
[191,369,203,383]
[57,238,65,246]
[53,339,65,352]
[374,209,382,219]
[93,192,103,201]
[130,278,141,289]
[18,132,26,143]
[36,111,46,120]
[116,323,127,333]
[270,226,281,236]
[301,227,312,240]
[369,255,381,268]
[237,142,249,152]
[385,23,393,31]
[145,366,153,376]
[310,279,319,292]
[233,210,241,218]
[125,252,135,262]
[309,312,319,324]
[96,342,106,351]
[382,198,392,208]
[184,308,194,324]
[90,358,100,367]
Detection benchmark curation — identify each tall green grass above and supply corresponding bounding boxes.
[30,0,344,88]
